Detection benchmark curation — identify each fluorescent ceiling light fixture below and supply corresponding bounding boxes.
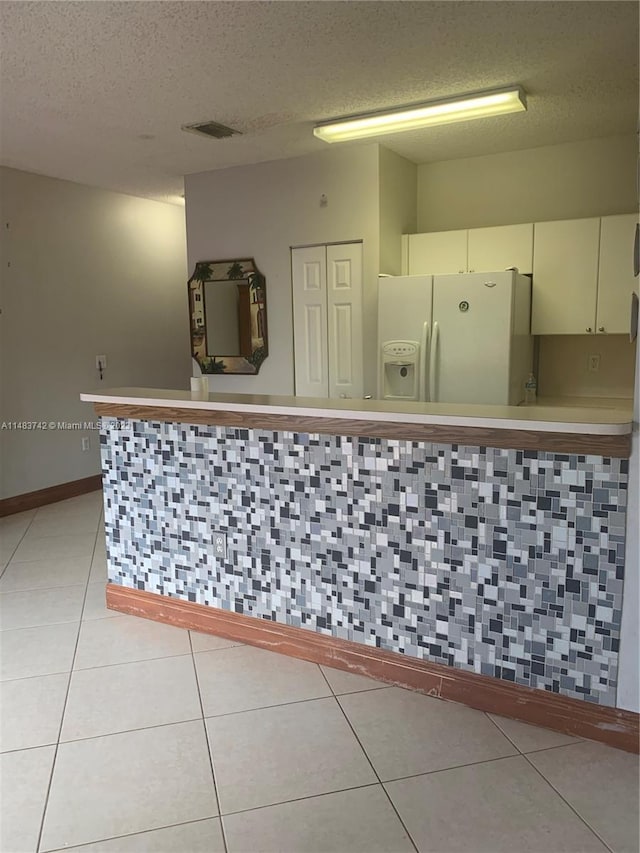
[313,86,527,143]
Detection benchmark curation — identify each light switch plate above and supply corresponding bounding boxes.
[213,532,226,559]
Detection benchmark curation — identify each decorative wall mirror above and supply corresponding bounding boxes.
[188,258,268,374]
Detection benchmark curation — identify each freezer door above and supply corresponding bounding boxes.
[431,272,514,404]
[377,276,432,399]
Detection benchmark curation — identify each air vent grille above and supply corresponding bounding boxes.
[182,121,241,139]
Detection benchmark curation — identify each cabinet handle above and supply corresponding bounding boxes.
[458,269,465,274]
[469,269,475,273]
[586,327,593,333]
[598,326,605,333]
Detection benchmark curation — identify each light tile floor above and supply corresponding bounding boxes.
[1,492,638,853]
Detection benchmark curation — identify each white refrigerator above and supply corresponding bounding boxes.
[378,271,532,405]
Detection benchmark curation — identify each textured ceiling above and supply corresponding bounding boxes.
[0,1,638,203]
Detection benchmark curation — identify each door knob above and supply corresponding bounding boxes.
[598,326,605,332]
[586,327,593,333]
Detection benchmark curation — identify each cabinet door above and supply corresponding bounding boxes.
[531,218,600,335]
[408,230,467,275]
[596,213,639,335]
[467,223,534,274]
[292,246,329,397]
[326,242,363,398]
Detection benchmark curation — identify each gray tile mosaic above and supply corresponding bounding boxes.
[101,422,627,705]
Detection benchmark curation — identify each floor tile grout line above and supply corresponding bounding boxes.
[3,684,397,752]
[0,506,39,581]
[35,520,102,853]
[320,670,420,853]
[0,577,97,595]
[1,615,91,634]
[0,649,192,684]
[9,551,98,568]
[218,781,382,820]
[1,701,611,774]
[484,710,525,755]
[515,739,587,757]
[42,716,207,749]
[521,752,616,853]
[72,648,193,672]
[379,752,534,786]
[189,631,229,853]
[0,741,61,756]
[197,682,389,720]
[484,712,587,757]
[40,815,218,853]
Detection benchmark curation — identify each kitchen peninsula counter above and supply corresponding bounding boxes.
[82,385,636,748]
[81,387,632,456]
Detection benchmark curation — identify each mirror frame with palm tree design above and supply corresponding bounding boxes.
[188,258,268,374]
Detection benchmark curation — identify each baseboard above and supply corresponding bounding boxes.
[107,584,639,754]
[0,474,102,517]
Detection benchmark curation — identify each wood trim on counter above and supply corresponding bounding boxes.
[107,584,639,754]
[0,474,102,517]
[94,403,631,457]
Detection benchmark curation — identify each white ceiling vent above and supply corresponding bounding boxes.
[181,121,241,140]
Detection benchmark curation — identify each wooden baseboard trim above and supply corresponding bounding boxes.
[0,474,102,517]
[107,584,639,754]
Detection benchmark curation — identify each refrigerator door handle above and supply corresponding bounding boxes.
[420,321,430,401]
[429,321,439,403]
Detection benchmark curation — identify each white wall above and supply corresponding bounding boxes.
[0,167,189,499]
[379,147,417,276]
[537,335,636,399]
[184,145,380,397]
[417,134,637,232]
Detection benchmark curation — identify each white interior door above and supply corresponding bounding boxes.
[292,246,328,397]
[326,243,363,398]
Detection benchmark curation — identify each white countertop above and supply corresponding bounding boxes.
[80,387,633,436]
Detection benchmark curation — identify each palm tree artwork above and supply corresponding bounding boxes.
[227,262,245,280]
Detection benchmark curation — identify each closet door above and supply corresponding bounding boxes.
[292,246,329,397]
[326,243,363,398]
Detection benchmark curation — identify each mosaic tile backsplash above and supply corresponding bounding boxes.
[101,420,628,706]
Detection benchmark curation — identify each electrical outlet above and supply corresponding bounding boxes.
[588,353,600,372]
[81,437,90,451]
[95,355,107,370]
[213,532,226,559]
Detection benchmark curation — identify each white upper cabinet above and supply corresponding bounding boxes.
[407,223,533,276]
[408,230,467,275]
[467,223,533,274]
[596,213,639,335]
[531,218,601,335]
[404,214,636,336]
